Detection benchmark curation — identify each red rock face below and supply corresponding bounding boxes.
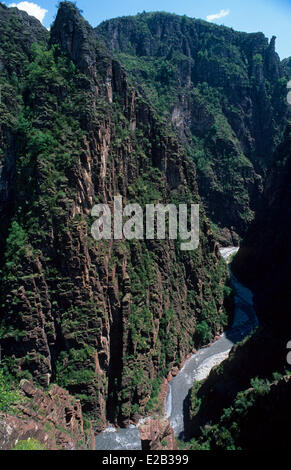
[139,418,178,450]
[0,380,93,450]
[0,2,230,431]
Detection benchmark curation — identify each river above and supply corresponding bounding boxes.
[95,247,258,449]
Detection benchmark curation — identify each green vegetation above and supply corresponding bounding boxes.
[189,381,203,418]
[0,369,21,413]
[13,438,47,450]
[186,371,290,450]
[98,12,286,238]
[0,4,235,427]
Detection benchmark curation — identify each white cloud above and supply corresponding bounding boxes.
[206,9,230,22]
[9,2,48,24]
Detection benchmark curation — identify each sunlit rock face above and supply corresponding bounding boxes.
[98,13,288,242]
[0,2,230,431]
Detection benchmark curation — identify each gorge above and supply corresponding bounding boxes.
[0,1,290,451]
[94,247,259,450]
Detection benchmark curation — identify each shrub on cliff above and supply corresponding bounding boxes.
[0,369,21,413]
[13,438,47,450]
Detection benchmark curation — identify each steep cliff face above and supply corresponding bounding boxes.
[184,126,291,450]
[0,2,231,431]
[0,2,48,255]
[233,124,291,335]
[97,13,287,243]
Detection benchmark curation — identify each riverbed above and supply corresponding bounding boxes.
[95,247,258,449]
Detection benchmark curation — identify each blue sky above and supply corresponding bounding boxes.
[5,0,291,58]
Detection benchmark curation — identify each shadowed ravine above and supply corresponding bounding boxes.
[95,247,258,449]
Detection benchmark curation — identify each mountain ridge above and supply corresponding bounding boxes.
[97,11,287,242]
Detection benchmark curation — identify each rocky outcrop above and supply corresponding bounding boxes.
[97,13,287,242]
[0,380,91,450]
[282,56,291,78]
[139,418,177,450]
[0,3,48,71]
